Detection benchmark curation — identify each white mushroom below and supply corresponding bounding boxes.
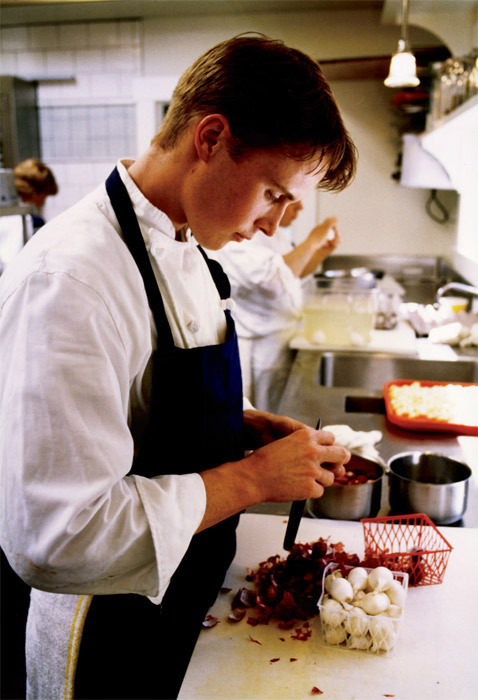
[327,576,354,605]
[358,591,390,616]
[368,566,394,593]
[347,567,369,594]
[351,590,366,607]
[323,624,347,645]
[385,579,406,608]
[321,597,346,627]
[324,569,342,594]
[344,607,369,637]
[386,604,403,619]
[347,633,372,651]
[369,615,397,652]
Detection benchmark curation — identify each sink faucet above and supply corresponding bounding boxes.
[436,282,478,303]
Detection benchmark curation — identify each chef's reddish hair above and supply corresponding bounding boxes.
[152,34,356,193]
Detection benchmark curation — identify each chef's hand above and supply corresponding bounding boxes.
[197,424,350,533]
[284,216,340,279]
[307,216,339,252]
[243,408,307,449]
[244,408,349,496]
[244,426,350,502]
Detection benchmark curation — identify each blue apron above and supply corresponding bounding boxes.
[75,167,244,699]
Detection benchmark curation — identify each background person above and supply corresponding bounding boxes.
[0,35,355,699]
[211,203,340,412]
[13,158,58,232]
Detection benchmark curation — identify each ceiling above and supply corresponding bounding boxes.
[0,0,385,16]
[0,0,470,25]
[0,1,474,28]
[0,1,383,25]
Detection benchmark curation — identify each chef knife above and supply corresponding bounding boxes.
[283,418,321,551]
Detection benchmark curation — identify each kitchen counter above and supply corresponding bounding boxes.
[248,347,478,527]
[289,320,418,355]
[178,513,478,700]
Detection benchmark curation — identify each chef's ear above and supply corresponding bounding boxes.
[194,114,231,162]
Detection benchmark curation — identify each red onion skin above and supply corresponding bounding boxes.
[228,538,387,628]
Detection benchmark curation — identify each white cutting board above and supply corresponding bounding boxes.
[178,513,478,700]
[290,320,417,355]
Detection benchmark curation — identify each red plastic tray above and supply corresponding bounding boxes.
[383,379,478,436]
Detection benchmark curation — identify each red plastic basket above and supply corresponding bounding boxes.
[361,514,453,586]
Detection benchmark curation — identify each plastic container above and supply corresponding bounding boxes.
[361,513,453,586]
[302,287,378,347]
[438,296,469,313]
[318,562,408,655]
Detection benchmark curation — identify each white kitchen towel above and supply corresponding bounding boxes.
[459,322,478,347]
[26,589,92,700]
[323,424,384,464]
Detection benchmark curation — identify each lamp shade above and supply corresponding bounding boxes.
[385,48,420,88]
[400,133,453,189]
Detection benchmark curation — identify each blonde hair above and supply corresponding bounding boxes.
[153,34,356,193]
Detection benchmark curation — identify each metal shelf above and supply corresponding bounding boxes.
[0,204,34,218]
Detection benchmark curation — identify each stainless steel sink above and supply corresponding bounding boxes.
[318,352,478,389]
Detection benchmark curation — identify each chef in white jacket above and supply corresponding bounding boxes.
[211,202,340,412]
[0,35,356,699]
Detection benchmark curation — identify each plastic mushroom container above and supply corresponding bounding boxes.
[318,562,408,655]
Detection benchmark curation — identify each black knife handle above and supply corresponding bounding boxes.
[283,418,322,551]
[283,499,307,551]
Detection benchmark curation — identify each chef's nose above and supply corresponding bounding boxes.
[254,206,288,237]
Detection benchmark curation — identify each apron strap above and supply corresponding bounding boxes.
[196,245,231,300]
[105,167,233,344]
[105,167,175,348]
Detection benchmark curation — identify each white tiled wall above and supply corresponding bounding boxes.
[1,20,142,80]
[39,104,136,160]
[45,161,117,215]
[0,19,143,221]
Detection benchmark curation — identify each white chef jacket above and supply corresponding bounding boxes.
[0,159,246,606]
[210,228,303,413]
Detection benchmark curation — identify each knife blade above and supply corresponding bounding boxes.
[283,418,321,551]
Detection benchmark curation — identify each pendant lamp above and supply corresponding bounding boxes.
[384,0,420,88]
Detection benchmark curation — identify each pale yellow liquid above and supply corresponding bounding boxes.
[302,295,376,346]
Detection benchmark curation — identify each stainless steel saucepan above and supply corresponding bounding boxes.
[307,452,385,521]
[388,451,471,525]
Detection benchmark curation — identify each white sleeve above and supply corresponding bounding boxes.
[242,396,255,410]
[214,243,302,312]
[0,271,206,603]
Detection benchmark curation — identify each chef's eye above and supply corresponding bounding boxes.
[266,190,282,203]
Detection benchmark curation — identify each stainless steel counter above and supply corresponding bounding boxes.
[320,253,471,304]
[247,348,478,527]
[247,254,478,525]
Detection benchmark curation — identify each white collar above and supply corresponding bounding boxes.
[116,159,194,244]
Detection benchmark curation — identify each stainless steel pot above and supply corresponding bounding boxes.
[307,453,384,521]
[388,451,471,525]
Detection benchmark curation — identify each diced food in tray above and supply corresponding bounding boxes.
[383,380,478,435]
